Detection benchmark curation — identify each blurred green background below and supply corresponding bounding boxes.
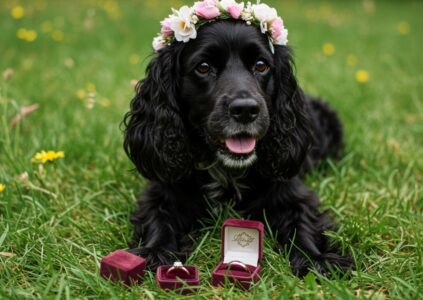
[0,0,422,299]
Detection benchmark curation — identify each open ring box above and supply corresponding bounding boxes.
[212,219,264,289]
[156,264,200,294]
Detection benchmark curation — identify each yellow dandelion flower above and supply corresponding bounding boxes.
[25,30,37,42]
[0,184,5,193]
[100,98,111,107]
[17,28,27,39]
[76,89,86,100]
[346,54,357,66]
[322,43,335,56]
[41,21,53,33]
[86,83,96,93]
[51,30,64,41]
[356,70,369,83]
[31,150,65,164]
[11,6,25,19]
[396,21,410,35]
[17,28,37,42]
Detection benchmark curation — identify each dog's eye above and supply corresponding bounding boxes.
[254,60,269,73]
[196,62,211,74]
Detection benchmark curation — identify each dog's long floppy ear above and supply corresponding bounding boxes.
[257,46,312,180]
[123,45,193,183]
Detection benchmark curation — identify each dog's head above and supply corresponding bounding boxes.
[124,20,311,183]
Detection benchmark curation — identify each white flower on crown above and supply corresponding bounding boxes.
[241,1,254,23]
[152,35,167,52]
[252,3,277,34]
[169,6,197,42]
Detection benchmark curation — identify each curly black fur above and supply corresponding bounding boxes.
[123,20,353,276]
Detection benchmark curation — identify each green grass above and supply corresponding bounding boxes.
[1,0,422,299]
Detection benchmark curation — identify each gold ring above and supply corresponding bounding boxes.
[227,260,250,273]
[166,261,190,276]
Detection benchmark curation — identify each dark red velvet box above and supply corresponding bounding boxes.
[100,250,146,285]
[212,219,264,289]
[156,265,200,294]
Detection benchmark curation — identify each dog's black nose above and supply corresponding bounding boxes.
[229,98,260,124]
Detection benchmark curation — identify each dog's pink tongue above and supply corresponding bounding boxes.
[225,137,256,154]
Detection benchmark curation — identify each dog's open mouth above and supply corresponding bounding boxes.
[216,133,258,168]
[224,135,256,154]
[219,133,257,155]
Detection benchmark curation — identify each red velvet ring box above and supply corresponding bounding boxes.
[212,219,264,289]
[100,250,146,285]
[156,265,200,294]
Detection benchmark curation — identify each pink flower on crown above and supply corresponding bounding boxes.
[274,27,288,45]
[271,17,283,40]
[160,17,173,37]
[194,0,221,19]
[269,17,288,46]
[220,0,244,19]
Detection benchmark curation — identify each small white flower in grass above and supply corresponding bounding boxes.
[16,172,29,185]
[252,3,278,34]
[3,68,14,80]
[170,6,197,43]
[152,36,167,52]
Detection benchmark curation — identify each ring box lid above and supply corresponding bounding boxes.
[221,219,264,267]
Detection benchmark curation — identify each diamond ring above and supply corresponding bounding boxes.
[166,261,190,276]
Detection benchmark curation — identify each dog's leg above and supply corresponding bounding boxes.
[285,203,354,277]
[251,178,353,277]
[128,182,204,271]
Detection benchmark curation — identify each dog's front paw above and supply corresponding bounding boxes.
[319,252,355,275]
[291,252,354,278]
[128,247,176,271]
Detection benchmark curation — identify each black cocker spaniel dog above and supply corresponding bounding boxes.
[123,20,353,277]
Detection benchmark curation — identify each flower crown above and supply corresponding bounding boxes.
[152,0,288,54]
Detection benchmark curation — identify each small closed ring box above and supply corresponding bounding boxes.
[100,249,146,285]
